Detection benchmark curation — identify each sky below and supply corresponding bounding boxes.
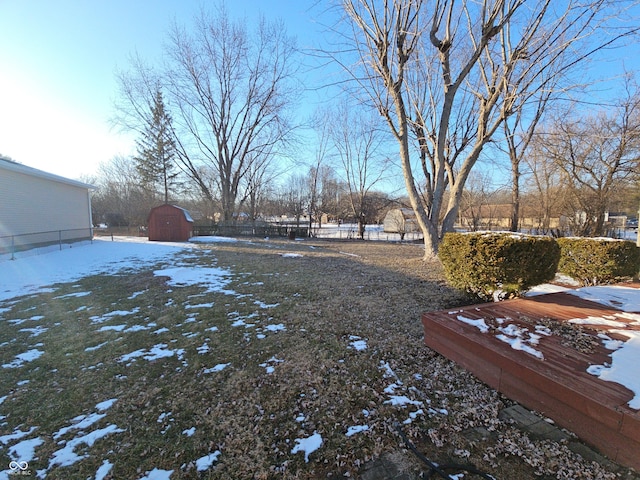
[0,0,331,181]
[1,1,639,187]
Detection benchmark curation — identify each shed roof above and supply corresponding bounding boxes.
[149,204,194,223]
[0,156,95,190]
[386,208,416,219]
[173,205,194,223]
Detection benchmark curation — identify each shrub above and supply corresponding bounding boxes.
[557,237,640,286]
[438,232,560,301]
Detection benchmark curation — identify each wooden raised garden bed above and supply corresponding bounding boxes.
[422,288,640,470]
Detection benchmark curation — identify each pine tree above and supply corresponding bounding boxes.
[134,88,179,203]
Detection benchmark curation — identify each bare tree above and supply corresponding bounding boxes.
[165,8,299,224]
[307,110,334,235]
[320,175,343,222]
[113,54,161,137]
[114,6,299,224]
[523,147,567,235]
[459,172,497,231]
[307,164,336,234]
[328,102,388,239]
[501,88,556,231]
[238,150,280,225]
[536,85,640,236]
[340,0,640,257]
[498,4,639,233]
[92,156,150,229]
[284,173,310,227]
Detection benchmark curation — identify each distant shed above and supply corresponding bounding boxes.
[383,208,419,233]
[148,204,193,242]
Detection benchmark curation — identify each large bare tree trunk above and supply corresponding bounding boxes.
[340,0,638,257]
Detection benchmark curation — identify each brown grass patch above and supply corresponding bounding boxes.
[0,238,631,479]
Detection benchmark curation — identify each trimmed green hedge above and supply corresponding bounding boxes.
[438,232,560,301]
[557,237,640,286]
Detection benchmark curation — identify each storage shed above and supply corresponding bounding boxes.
[383,208,419,234]
[147,204,193,242]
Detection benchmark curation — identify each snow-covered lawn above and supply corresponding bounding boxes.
[1,237,320,478]
[0,236,635,479]
[1,237,438,478]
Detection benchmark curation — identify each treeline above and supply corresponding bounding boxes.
[94,2,640,248]
[89,155,399,234]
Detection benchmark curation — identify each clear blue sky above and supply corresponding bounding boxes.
[0,0,329,180]
[1,1,638,187]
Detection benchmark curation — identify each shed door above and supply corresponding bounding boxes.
[157,214,180,241]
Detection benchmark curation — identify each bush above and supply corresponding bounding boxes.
[438,232,561,301]
[557,237,640,286]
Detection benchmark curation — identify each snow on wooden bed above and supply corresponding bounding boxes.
[422,284,640,470]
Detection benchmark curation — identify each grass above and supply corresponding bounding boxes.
[0,238,631,479]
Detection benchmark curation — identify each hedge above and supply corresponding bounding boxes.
[557,237,640,286]
[438,232,561,301]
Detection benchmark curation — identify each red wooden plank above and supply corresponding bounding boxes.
[620,410,640,443]
[423,315,628,430]
[498,369,638,465]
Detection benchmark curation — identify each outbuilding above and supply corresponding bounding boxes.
[147,204,193,242]
[383,208,419,234]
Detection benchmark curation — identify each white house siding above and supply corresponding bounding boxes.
[0,158,93,252]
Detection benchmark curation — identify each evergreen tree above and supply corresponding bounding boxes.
[134,88,179,203]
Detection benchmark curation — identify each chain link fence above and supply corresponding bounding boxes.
[0,228,94,259]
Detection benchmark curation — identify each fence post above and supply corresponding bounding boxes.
[59,230,63,250]
[11,235,15,260]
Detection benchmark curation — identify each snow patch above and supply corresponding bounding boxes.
[119,344,185,364]
[95,459,113,480]
[6,437,44,464]
[345,425,369,437]
[2,349,44,369]
[291,432,323,462]
[589,330,640,409]
[0,427,37,445]
[348,335,367,351]
[138,468,174,480]
[204,363,230,373]
[568,316,628,328]
[48,424,124,469]
[196,451,221,471]
[384,395,423,408]
[569,286,640,312]
[96,398,117,411]
[455,315,489,333]
[264,323,286,332]
[154,266,235,295]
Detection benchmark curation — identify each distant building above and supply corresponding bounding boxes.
[458,203,562,232]
[0,156,94,254]
[383,208,419,234]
